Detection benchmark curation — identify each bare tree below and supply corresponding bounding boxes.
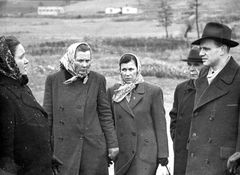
[187,0,201,38]
[158,0,173,38]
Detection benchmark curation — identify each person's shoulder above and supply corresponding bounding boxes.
[141,82,163,95]
[176,79,192,89]
[90,71,105,79]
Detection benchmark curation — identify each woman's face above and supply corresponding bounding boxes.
[120,60,138,84]
[74,50,91,74]
[14,44,29,75]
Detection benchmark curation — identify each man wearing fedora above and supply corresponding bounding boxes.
[185,22,240,175]
[170,46,204,175]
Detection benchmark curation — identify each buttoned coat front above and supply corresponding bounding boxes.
[186,58,240,175]
[43,69,118,175]
[169,79,195,175]
[108,82,169,175]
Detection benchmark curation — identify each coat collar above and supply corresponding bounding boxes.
[118,83,145,117]
[194,57,239,111]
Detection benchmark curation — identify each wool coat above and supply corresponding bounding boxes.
[43,69,118,175]
[185,57,240,175]
[0,74,52,175]
[108,82,169,175]
[169,79,195,175]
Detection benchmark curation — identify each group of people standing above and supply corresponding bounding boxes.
[0,21,239,175]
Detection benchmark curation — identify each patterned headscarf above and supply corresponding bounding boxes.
[60,42,92,84]
[0,36,22,81]
[112,53,144,103]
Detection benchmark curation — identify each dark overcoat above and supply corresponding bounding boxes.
[43,69,118,175]
[0,74,52,175]
[108,82,169,175]
[169,79,195,175]
[186,57,240,175]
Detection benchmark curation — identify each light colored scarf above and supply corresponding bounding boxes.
[60,42,91,84]
[112,53,144,103]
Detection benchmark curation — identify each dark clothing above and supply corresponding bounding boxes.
[186,58,240,175]
[0,74,52,175]
[108,82,169,175]
[170,79,195,175]
[43,69,118,175]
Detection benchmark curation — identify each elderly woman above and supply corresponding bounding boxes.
[43,42,119,175]
[107,53,169,175]
[0,36,53,174]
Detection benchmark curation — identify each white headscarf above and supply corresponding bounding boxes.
[60,42,91,84]
[112,53,144,103]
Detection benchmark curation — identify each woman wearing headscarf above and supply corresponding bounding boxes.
[0,36,53,175]
[107,53,169,175]
[43,42,119,175]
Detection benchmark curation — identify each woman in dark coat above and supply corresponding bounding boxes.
[43,42,119,175]
[169,47,203,175]
[108,53,169,175]
[0,36,53,175]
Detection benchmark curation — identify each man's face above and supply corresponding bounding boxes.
[74,50,91,74]
[187,61,204,79]
[199,39,222,68]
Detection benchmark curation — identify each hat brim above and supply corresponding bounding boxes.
[192,37,239,47]
[181,59,203,63]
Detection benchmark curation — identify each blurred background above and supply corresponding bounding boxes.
[1,0,240,174]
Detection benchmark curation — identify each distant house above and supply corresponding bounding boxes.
[105,7,121,14]
[38,6,64,16]
[121,6,138,14]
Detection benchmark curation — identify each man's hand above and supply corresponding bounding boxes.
[108,147,119,160]
[227,152,240,174]
[157,157,168,166]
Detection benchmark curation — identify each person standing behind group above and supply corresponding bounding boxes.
[0,36,53,175]
[170,47,203,175]
[43,42,119,175]
[107,53,169,175]
[185,22,240,175]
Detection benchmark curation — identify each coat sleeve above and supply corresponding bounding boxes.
[97,77,118,149]
[107,87,115,126]
[151,87,169,158]
[0,89,19,174]
[169,85,179,141]
[43,75,54,150]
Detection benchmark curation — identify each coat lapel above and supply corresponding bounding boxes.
[129,83,145,109]
[119,99,135,117]
[194,57,239,111]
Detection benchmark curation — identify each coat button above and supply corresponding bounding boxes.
[208,138,212,143]
[59,106,64,111]
[190,152,194,158]
[58,137,64,141]
[205,159,210,164]
[194,112,198,117]
[59,120,64,125]
[192,133,197,137]
[209,116,214,121]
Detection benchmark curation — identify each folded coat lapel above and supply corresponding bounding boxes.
[194,57,238,111]
[129,83,145,109]
[119,99,135,117]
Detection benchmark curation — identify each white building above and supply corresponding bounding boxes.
[105,7,121,14]
[38,7,64,16]
[121,6,138,14]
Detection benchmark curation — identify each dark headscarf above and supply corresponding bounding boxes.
[0,36,28,84]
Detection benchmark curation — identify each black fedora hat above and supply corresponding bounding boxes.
[181,47,202,63]
[192,22,239,47]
